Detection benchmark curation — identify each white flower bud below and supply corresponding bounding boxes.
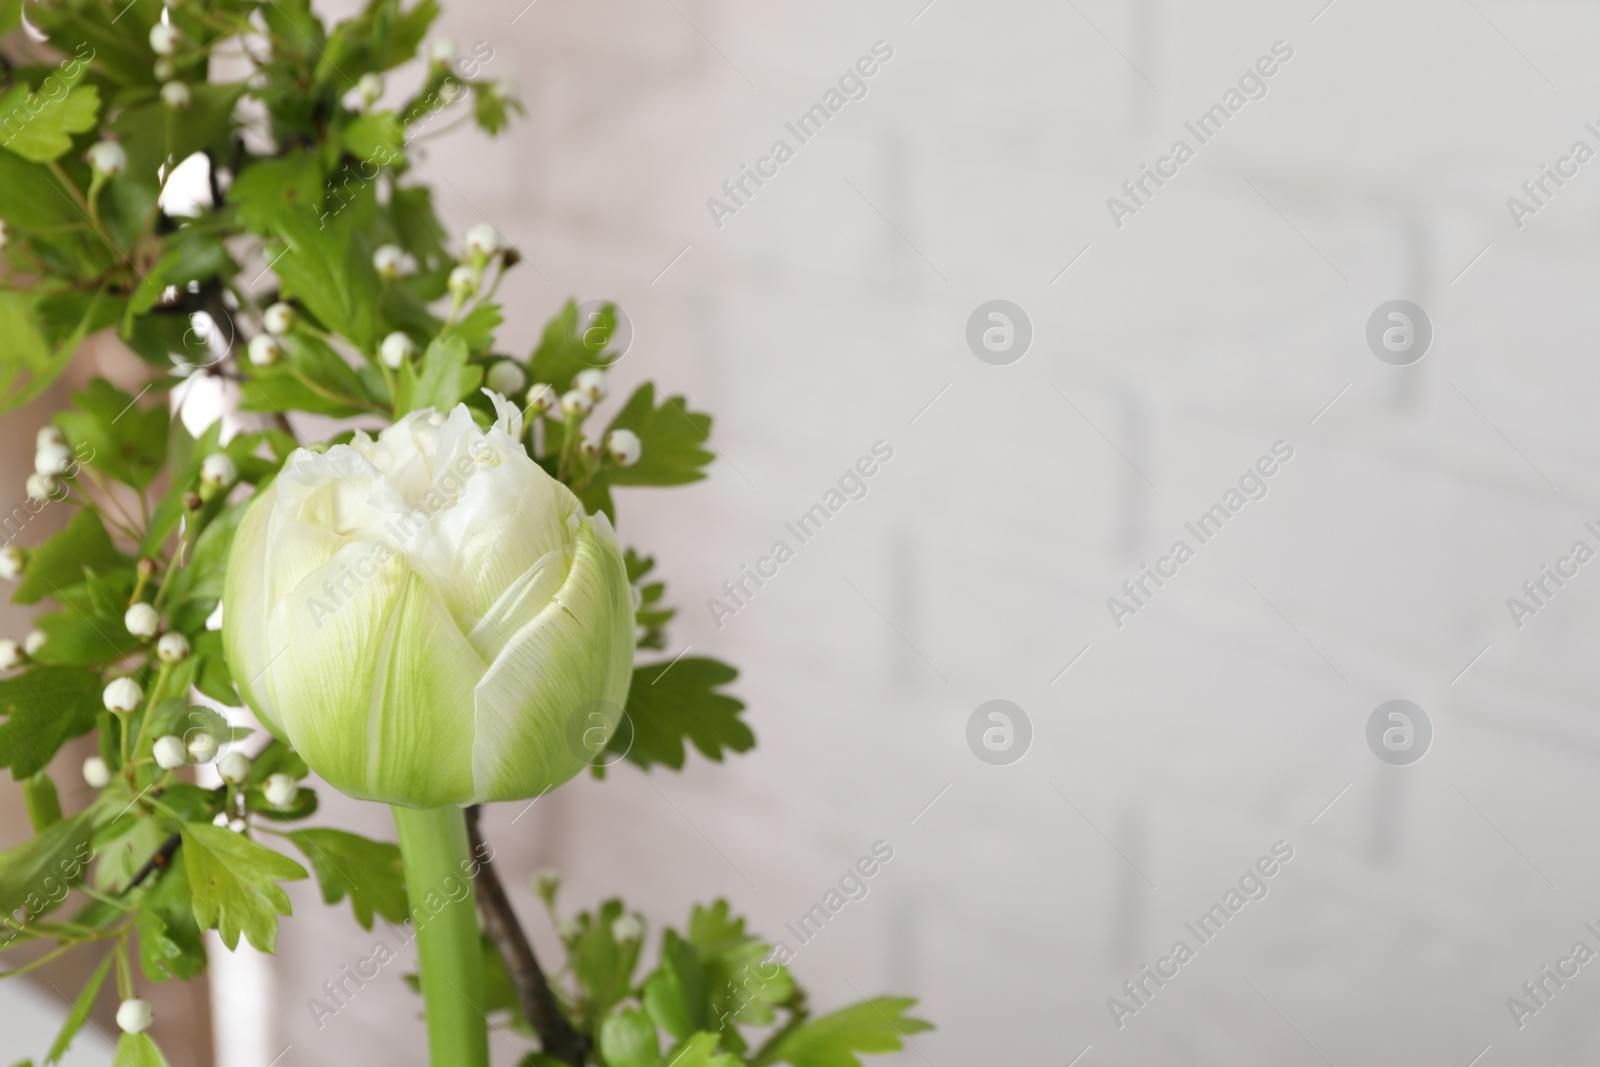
[36,426,64,450]
[149,23,180,55]
[23,629,46,656]
[200,453,238,492]
[86,141,127,177]
[447,265,478,299]
[160,81,191,109]
[0,219,8,250]
[579,437,601,462]
[428,38,457,64]
[573,368,607,402]
[26,473,60,501]
[0,640,20,671]
[153,57,175,82]
[559,390,591,419]
[35,441,72,476]
[464,223,502,258]
[611,914,642,941]
[606,429,641,467]
[263,773,297,807]
[379,331,415,369]
[157,631,190,664]
[0,545,21,581]
[116,998,152,1034]
[218,751,250,784]
[212,811,229,826]
[357,72,384,106]
[153,735,187,769]
[263,302,295,335]
[532,868,559,898]
[372,244,405,279]
[124,602,159,639]
[83,756,111,788]
[524,383,557,415]
[247,334,280,366]
[228,818,247,833]
[492,77,519,103]
[103,677,144,714]
[187,731,218,764]
[485,360,526,398]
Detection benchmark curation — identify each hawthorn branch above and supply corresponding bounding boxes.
[465,806,587,1065]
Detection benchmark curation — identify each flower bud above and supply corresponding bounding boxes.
[228,818,246,833]
[86,141,127,177]
[524,383,557,416]
[117,999,152,1034]
[372,244,405,279]
[157,631,190,664]
[218,751,250,784]
[36,426,64,450]
[428,38,457,64]
[611,914,642,941]
[0,545,21,581]
[23,629,46,656]
[379,331,415,369]
[183,491,203,512]
[160,81,191,109]
[0,219,7,250]
[26,473,60,501]
[148,23,180,55]
[248,334,281,367]
[200,453,238,493]
[579,436,601,462]
[187,731,218,763]
[103,677,143,714]
[137,558,159,579]
[573,369,607,402]
[124,603,159,639]
[447,265,478,299]
[83,756,110,788]
[153,57,175,82]
[263,773,297,807]
[464,223,502,258]
[606,429,641,467]
[212,812,228,826]
[532,868,559,903]
[153,735,187,769]
[485,360,526,398]
[0,640,20,671]
[559,390,591,420]
[491,77,519,103]
[263,302,295,336]
[35,441,72,477]
[356,72,384,107]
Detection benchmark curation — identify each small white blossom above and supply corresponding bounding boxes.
[36,426,64,450]
[199,453,238,492]
[372,244,405,279]
[153,735,187,769]
[160,81,191,109]
[491,77,519,103]
[124,602,160,639]
[86,141,127,177]
[573,368,607,402]
[23,629,46,656]
[153,57,175,82]
[611,914,643,941]
[247,334,280,366]
[356,72,384,107]
[524,383,557,415]
[26,473,60,501]
[428,38,457,64]
[579,437,601,462]
[559,390,592,419]
[83,756,111,788]
[606,429,641,467]
[218,751,251,784]
[263,773,297,807]
[149,23,180,56]
[464,223,502,258]
[228,818,246,833]
[103,677,144,714]
[187,731,218,763]
[0,640,20,671]
[447,265,478,299]
[380,331,416,369]
[486,360,526,398]
[0,545,22,581]
[0,219,7,250]
[212,812,229,826]
[263,302,295,335]
[157,631,190,664]
[116,999,152,1034]
[35,441,72,477]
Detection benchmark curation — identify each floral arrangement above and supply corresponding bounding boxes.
[0,2,930,1064]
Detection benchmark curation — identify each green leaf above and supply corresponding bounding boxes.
[13,508,127,605]
[662,1032,741,1067]
[395,334,480,414]
[23,771,63,829]
[0,290,92,415]
[269,206,379,351]
[0,69,100,163]
[0,666,102,779]
[603,383,715,487]
[137,861,207,981]
[55,377,170,490]
[284,829,408,930]
[112,1033,172,1067]
[599,1007,662,1067]
[769,999,933,1067]
[615,658,753,771]
[227,152,324,234]
[45,951,111,1064]
[572,898,642,1025]
[690,900,791,1039]
[0,0,21,35]
[180,821,308,952]
[341,112,404,161]
[0,150,81,230]
[642,929,707,1041]
[130,231,231,314]
[527,300,618,393]
[0,807,92,924]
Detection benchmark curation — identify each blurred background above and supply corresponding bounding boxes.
[7,0,1600,1063]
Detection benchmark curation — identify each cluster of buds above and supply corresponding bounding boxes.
[30,426,73,501]
[524,368,641,468]
[0,629,47,671]
[372,244,414,280]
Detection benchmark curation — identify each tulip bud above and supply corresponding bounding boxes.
[187,731,218,764]
[117,999,152,1034]
[263,773,297,807]
[447,265,478,299]
[35,441,72,477]
[157,631,190,664]
[379,331,416,369]
[0,640,20,671]
[124,603,159,639]
[23,629,46,656]
[36,426,64,450]
[357,72,384,107]
[485,360,526,398]
[83,756,110,788]
[611,914,642,941]
[524,383,557,416]
[428,38,457,64]
[464,223,502,259]
[153,735,187,769]
[248,334,281,367]
[160,81,191,109]
[200,453,238,494]
[222,401,635,806]
[559,390,591,420]
[86,141,127,177]
[218,751,250,784]
[372,244,405,279]
[26,473,60,501]
[579,437,601,462]
[606,430,641,467]
[0,545,21,581]
[573,369,607,402]
[263,302,295,336]
[149,23,180,55]
[103,677,143,714]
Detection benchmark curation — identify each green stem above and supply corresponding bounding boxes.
[392,805,489,1067]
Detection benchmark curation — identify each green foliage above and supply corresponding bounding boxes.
[615,658,754,772]
[765,999,934,1067]
[0,62,99,163]
[45,950,109,1064]
[0,807,91,923]
[0,666,102,779]
[180,821,308,953]
[284,828,409,930]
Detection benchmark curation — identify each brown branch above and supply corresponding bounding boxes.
[465,805,587,1065]
[123,831,181,895]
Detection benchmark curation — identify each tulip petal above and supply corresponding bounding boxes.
[222,480,281,733]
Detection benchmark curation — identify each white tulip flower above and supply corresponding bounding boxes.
[263,773,297,807]
[222,396,635,806]
[0,545,21,581]
[153,735,187,769]
[263,302,295,335]
[187,731,218,764]
[248,334,281,366]
[573,369,607,402]
[117,999,152,1034]
[160,81,191,109]
[485,360,526,398]
[372,244,405,278]
[26,474,60,501]
[200,453,238,492]
[157,631,190,663]
[464,223,502,258]
[103,677,144,714]
[83,756,111,788]
[86,141,126,177]
[218,751,251,784]
[559,390,591,420]
[380,331,415,369]
[149,23,180,55]
[35,442,72,476]
[125,602,160,639]
[0,640,20,670]
[606,430,641,467]
[23,629,46,656]
[524,383,557,416]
